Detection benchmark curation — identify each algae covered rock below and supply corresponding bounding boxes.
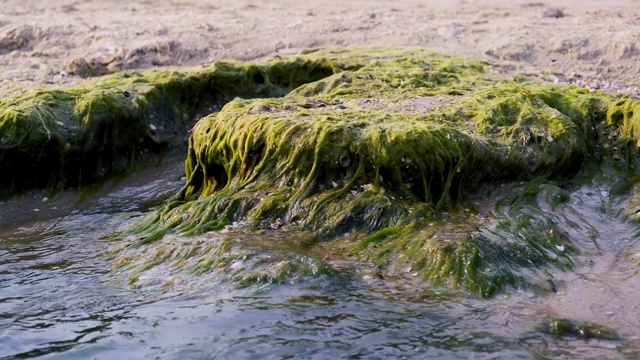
[0,57,335,194]
[539,318,620,340]
[107,48,640,296]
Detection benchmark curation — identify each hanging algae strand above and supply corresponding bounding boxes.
[77,48,639,296]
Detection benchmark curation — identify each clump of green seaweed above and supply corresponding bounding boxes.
[5,47,640,296]
[0,57,336,194]
[112,48,640,296]
[539,318,620,340]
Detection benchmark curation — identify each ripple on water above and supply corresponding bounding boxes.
[1,161,640,359]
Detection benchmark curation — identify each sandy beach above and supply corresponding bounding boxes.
[0,0,639,97]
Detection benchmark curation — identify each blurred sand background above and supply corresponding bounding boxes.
[0,0,639,96]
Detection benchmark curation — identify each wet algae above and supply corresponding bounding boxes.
[0,57,335,194]
[539,318,620,340]
[114,48,640,298]
[116,49,638,297]
[5,48,640,298]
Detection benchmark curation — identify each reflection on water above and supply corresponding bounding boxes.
[1,160,640,359]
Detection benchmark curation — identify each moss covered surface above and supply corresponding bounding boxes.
[539,318,620,340]
[0,57,336,195]
[98,48,640,296]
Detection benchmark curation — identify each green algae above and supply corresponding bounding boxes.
[345,181,579,297]
[539,318,620,340]
[81,48,640,296]
[111,228,336,291]
[0,57,337,195]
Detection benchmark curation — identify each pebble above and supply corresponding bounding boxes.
[542,8,566,18]
[551,73,640,98]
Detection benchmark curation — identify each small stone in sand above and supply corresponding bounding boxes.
[543,8,566,18]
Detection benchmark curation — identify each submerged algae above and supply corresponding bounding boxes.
[106,48,640,296]
[0,57,336,195]
[539,318,620,340]
[111,230,335,291]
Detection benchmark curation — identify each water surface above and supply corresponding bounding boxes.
[1,159,640,359]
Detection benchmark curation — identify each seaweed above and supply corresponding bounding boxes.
[8,47,640,296]
[0,56,337,194]
[539,318,620,340]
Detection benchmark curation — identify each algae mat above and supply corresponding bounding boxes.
[113,48,640,299]
[4,48,640,298]
[0,56,335,194]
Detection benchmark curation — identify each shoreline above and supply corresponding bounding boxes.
[1,0,639,98]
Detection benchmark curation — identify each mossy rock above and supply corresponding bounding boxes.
[0,57,336,195]
[539,318,620,340]
[101,48,640,296]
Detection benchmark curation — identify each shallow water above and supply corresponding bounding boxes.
[2,159,640,359]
